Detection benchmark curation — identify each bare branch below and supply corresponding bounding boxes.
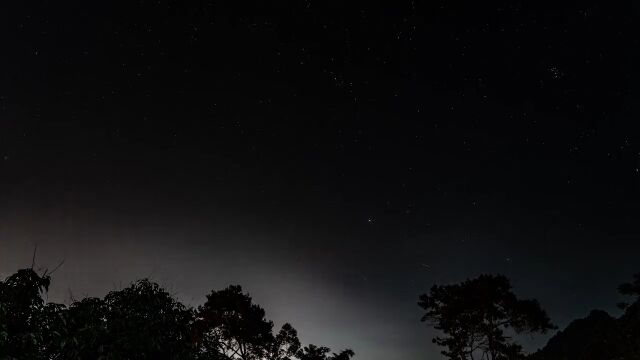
[31,244,38,269]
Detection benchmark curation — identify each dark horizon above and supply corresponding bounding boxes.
[1,2,639,359]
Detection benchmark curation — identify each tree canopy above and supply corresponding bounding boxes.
[418,274,555,360]
[418,272,640,360]
[0,269,61,359]
[6,265,640,360]
[0,268,354,360]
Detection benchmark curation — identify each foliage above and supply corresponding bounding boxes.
[194,285,353,360]
[0,268,354,360]
[60,297,110,359]
[104,279,196,359]
[266,323,301,360]
[0,269,63,360]
[297,345,354,360]
[195,285,274,360]
[418,274,555,360]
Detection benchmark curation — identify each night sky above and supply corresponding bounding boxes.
[1,2,639,359]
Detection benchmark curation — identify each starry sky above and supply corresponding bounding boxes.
[1,2,639,359]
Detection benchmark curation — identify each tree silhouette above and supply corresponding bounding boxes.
[195,285,275,360]
[265,323,301,360]
[194,285,353,360]
[0,268,355,360]
[0,269,64,360]
[50,279,196,360]
[418,274,555,360]
[297,344,354,360]
[102,279,196,359]
[61,297,110,359]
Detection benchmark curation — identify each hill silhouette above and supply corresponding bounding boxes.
[528,274,640,360]
[528,310,624,360]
